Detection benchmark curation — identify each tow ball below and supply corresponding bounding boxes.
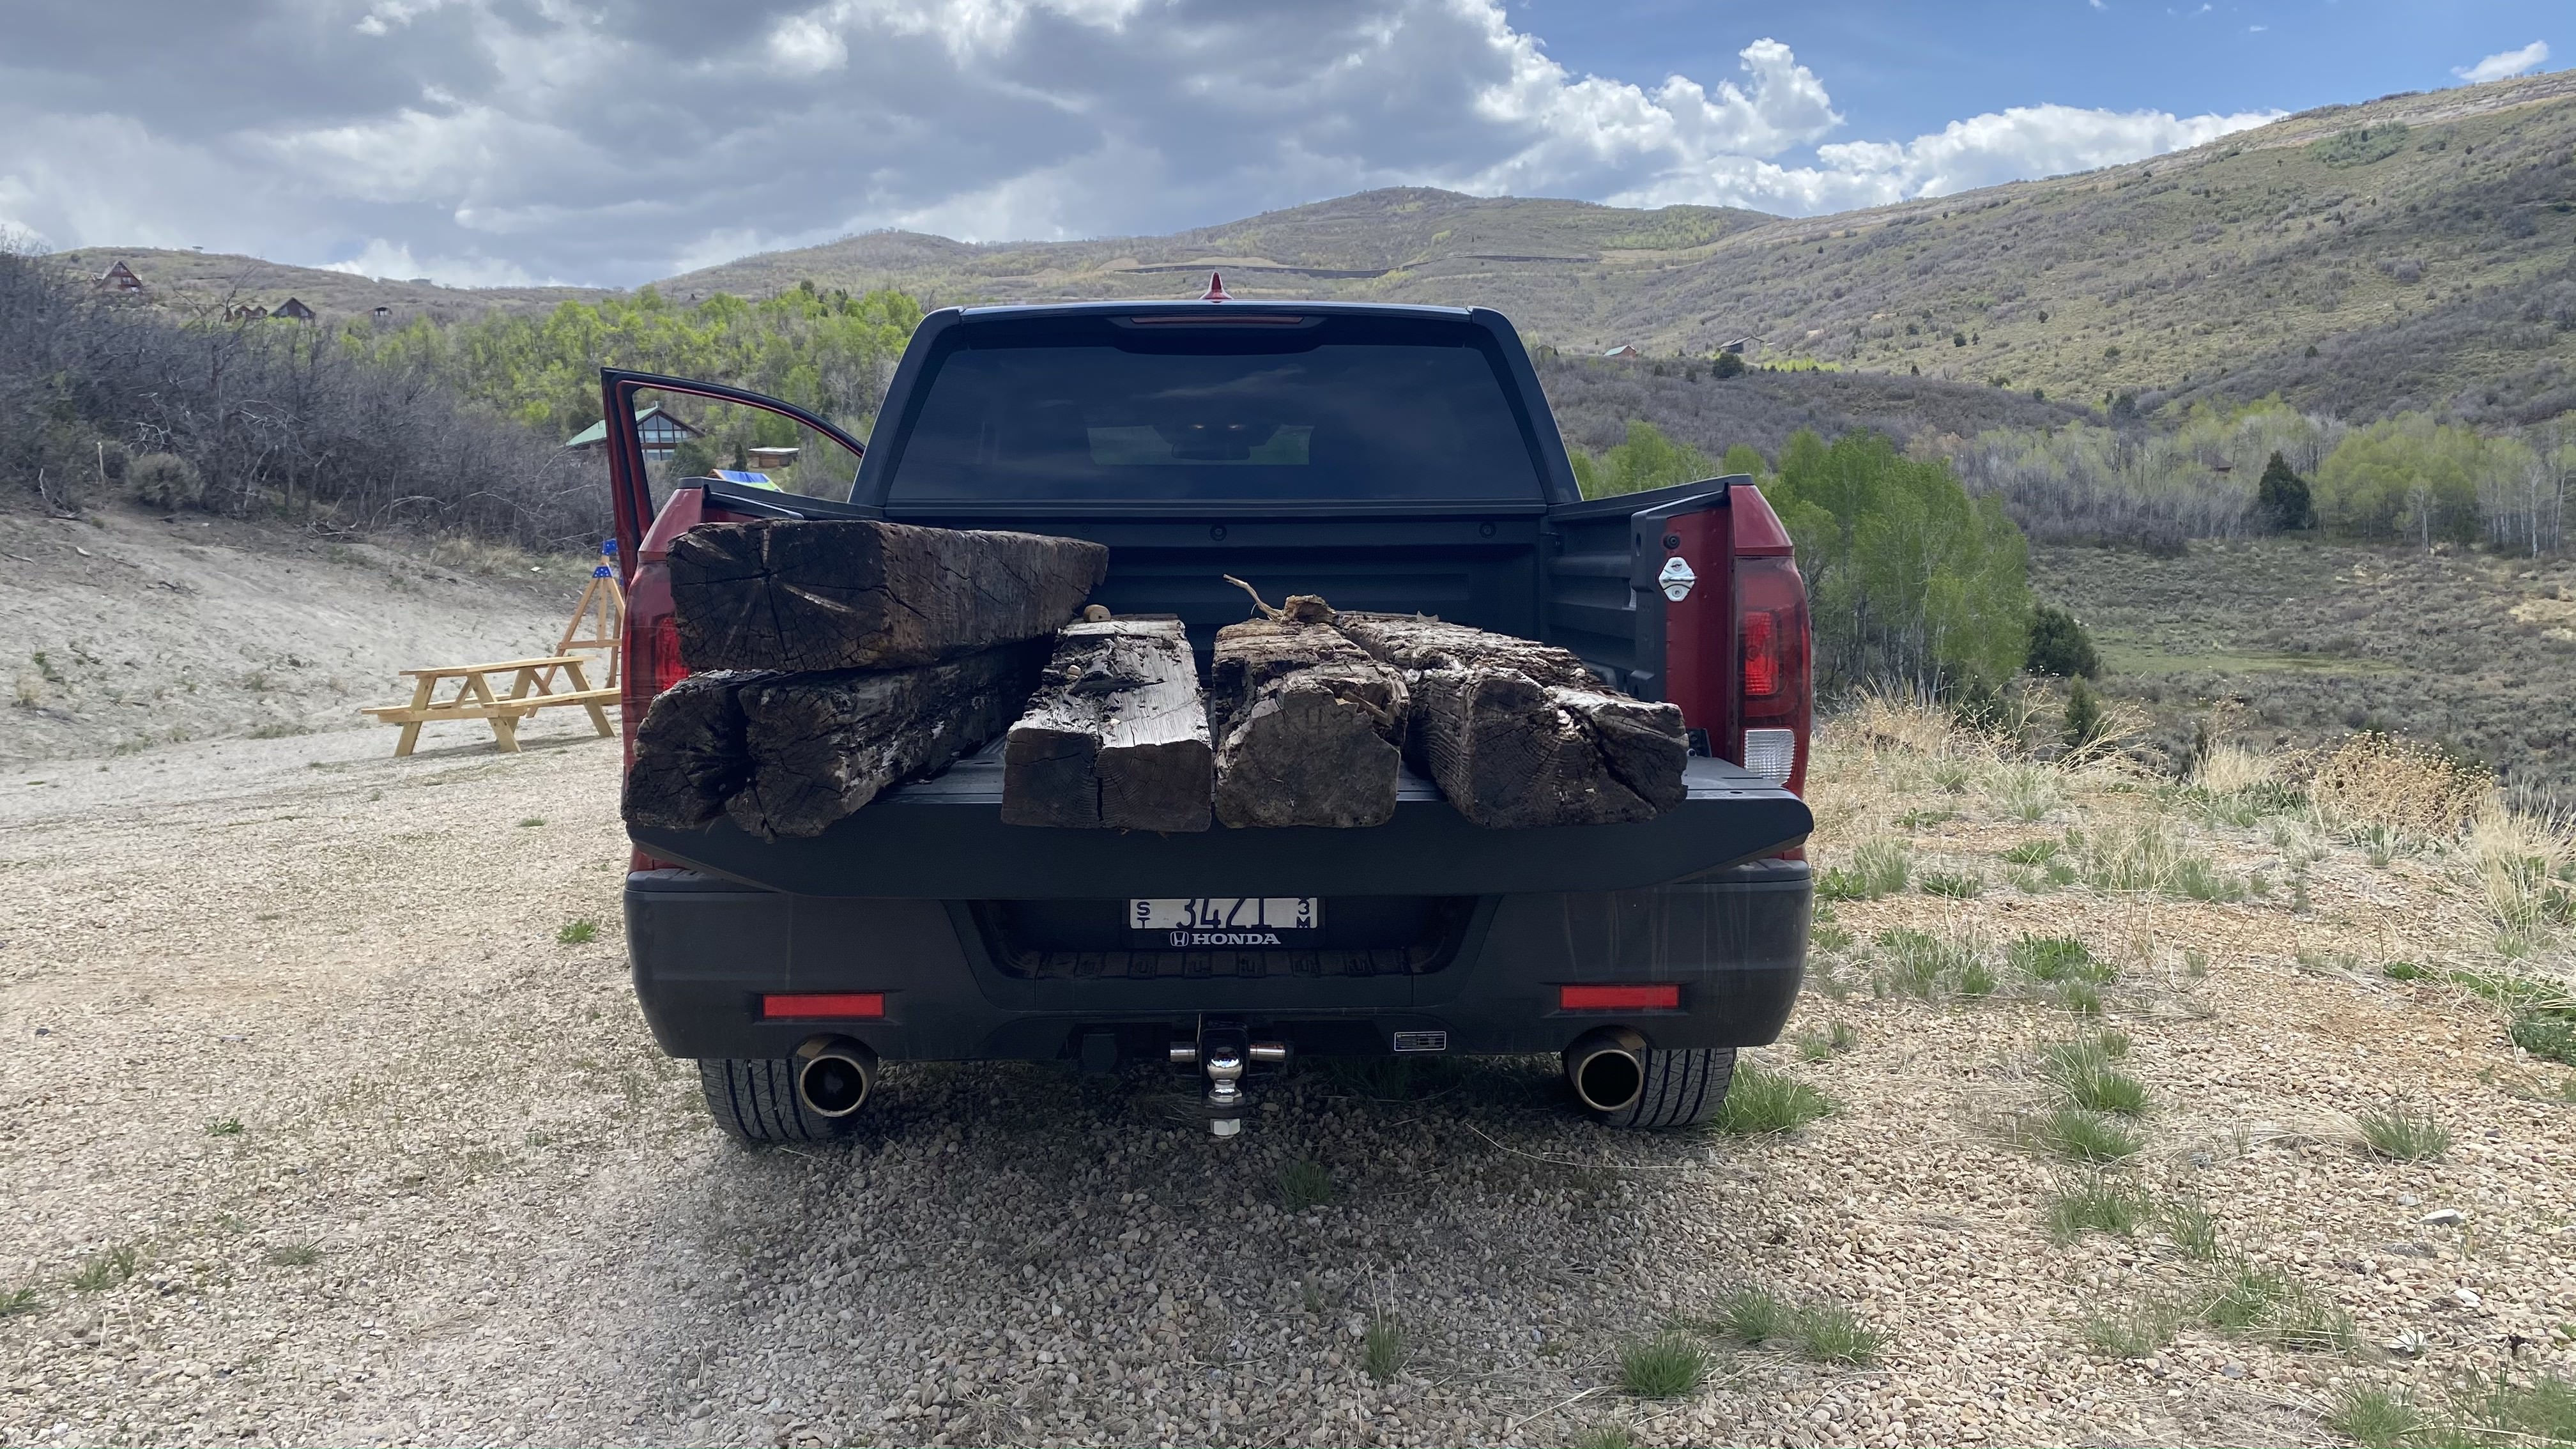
[1169,1020,1289,1137]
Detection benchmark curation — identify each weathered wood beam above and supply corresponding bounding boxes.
[622,670,765,831]
[1207,619,1408,829]
[1335,612,1687,828]
[1002,618,1213,832]
[669,519,1108,672]
[720,641,1050,839]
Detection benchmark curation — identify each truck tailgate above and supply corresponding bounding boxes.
[630,745,1811,898]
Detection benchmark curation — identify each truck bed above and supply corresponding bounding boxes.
[629,739,1811,898]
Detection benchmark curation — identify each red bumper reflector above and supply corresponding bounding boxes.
[762,992,885,1020]
[1558,984,1680,1011]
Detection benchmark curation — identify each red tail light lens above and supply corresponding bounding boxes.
[762,992,885,1020]
[1735,552,1811,796]
[1558,984,1681,1011]
[1742,610,1779,697]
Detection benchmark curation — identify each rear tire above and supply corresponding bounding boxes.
[698,1058,860,1144]
[1589,1045,1735,1130]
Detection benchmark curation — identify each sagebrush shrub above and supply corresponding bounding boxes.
[126,452,203,509]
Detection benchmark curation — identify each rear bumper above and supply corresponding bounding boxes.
[624,859,1811,1064]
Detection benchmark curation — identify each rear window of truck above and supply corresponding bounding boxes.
[880,316,1548,502]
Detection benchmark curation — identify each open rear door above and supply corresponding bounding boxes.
[599,368,873,586]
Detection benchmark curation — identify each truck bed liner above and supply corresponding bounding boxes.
[631,744,1811,899]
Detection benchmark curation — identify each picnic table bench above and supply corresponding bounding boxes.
[360,655,617,756]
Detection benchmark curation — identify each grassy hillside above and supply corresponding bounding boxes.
[666,69,2576,425]
[45,247,614,325]
[1537,356,2098,459]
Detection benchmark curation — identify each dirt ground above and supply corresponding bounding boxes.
[2,697,2571,1448]
[0,503,590,763]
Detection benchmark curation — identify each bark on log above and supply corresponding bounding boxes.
[670,519,1108,672]
[1335,612,1687,828]
[623,670,767,831]
[721,641,1049,839]
[1002,618,1212,832]
[1207,620,1408,829]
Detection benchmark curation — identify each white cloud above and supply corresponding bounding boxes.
[321,238,549,288]
[2455,40,2549,84]
[0,0,2295,286]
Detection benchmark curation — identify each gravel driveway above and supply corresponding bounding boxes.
[3,718,2570,1448]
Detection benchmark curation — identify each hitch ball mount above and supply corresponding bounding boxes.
[1169,1019,1289,1137]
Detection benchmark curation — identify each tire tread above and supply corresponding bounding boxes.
[698,1058,853,1144]
[1600,1045,1735,1130]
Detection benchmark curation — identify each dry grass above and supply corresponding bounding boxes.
[2303,733,2492,839]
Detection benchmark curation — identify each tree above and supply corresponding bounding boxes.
[2062,678,2107,753]
[1759,429,2032,696]
[1710,349,1746,379]
[2025,604,2101,678]
[2253,450,2313,532]
[2313,413,2486,546]
[1570,420,1716,498]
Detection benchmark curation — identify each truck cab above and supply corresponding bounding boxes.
[604,296,1814,1140]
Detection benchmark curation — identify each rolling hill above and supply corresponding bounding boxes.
[667,67,2576,426]
[45,247,615,325]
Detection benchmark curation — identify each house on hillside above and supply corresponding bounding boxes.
[93,261,146,294]
[1600,344,1642,360]
[371,305,393,326]
[270,297,317,322]
[224,303,270,323]
[563,404,703,463]
[746,446,799,471]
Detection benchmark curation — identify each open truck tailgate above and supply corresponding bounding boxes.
[629,745,1810,898]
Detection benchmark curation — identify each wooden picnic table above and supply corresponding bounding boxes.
[361,655,618,756]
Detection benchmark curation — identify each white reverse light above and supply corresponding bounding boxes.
[1744,728,1797,787]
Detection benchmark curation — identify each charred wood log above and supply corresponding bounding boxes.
[1207,619,1407,829]
[719,641,1050,839]
[1335,612,1687,828]
[622,670,766,831]
[1002,618,1212,832]
[669,519,1108,672]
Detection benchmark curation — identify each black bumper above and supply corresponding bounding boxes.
[624,859,1811,1064]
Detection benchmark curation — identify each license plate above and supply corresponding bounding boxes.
[1129,898,1321,931]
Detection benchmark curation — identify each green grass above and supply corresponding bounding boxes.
[2080,1300,2182,1358]
[2000,839,2060,865]
[518,816,545,827]
[1687,1287,1884,1365]
[1703,1285,1794,1344]
[1874,928,1993,1000]
[2010,934,2113,985]
[207,1116,243,1137]
[556,918,599,945]
[2195,1259,2354,1351]
[1796,1303,1887,1365]
[1896,808,1957,829]
[1818,838,1912,902]
[2511,1010,2576,1066]
[2055,980,2106,1017]
[2023,1107,2145,1163]
[264,1241,323,1268]
[1362,1314,1405,1382]
[1570,1420,1639,1449]
[0,1287,39,1317]
[1711,1063,1833,1135]
[2042,1176,2158,1241]
[2467,1373,2576,1446]
[1793,1020,1859,1061]
[2035,1040,2153,1117]
[2355,1105,2453,1161]
[2158,1199,2223,1262]
[1276,1158,1333,1213]
[2382,960,2431,981]
[1920,870,1984,898]
[1618,1333,1708,1397]
[70,1244,138,1292]
[2327,1386,2423,1447]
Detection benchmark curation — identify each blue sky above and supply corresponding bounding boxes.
[1517,0,2558,141]
[0,0,2558,287]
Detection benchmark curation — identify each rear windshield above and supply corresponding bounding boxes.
[878,316,1547,502]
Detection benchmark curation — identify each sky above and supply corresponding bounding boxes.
[0,1,2558,290]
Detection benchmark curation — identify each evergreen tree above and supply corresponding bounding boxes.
[2253,450,2314,532]
[2063,678,2107,753]
[1710,349,1746,379]
[2025,604,2101,679]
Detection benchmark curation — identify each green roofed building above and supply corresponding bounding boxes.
[564,404,701,461]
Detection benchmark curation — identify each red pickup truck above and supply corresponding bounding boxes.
[602,297,1814,1142]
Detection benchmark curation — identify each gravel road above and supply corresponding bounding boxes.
[3,718,2571,1448]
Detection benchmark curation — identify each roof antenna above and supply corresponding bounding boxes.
[1201,271,1230,303]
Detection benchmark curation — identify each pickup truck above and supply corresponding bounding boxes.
[603,295,1815,1142]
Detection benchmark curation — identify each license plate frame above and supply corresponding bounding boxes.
[1128,897,1322,932]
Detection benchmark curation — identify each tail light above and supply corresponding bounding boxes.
[1731,485,1811,797]
[624,485,708,872]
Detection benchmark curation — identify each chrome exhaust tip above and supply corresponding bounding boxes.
[793,1035,877,1119]
[1563,1027,1647,1114]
